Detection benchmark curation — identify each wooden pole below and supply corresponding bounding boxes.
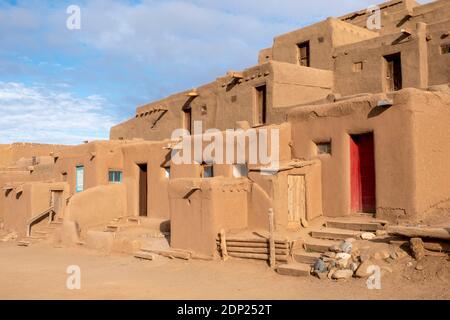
[219,229,229,261]
[268,208,275,268]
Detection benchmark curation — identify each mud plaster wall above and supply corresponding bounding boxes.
[247,161,322,231]
[65,183,127,237]
[410,89,450,220]
[169,178,250,257]
[53,142,124,195]
[288,90,421,220]
[334,25,429,96]
[427,20,450,86]
[122,141,171,219]
[0,143,68,168]
[2,182,66,236]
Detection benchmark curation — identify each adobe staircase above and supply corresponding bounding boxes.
[277,214,389,277]
[17,217,64,247]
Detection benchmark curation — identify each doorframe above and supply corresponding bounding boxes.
[137,163,148,217]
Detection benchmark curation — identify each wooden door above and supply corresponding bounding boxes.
[288,175,306,226]
[350,133,376,213]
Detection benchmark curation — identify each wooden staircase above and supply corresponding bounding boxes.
[17,218,63,247]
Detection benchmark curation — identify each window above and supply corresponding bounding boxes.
[203,163,214,178]
[384,53,402,92]
[441,44,450,55]
[232,164,248,178]
[297,41,310,67]
[108,170,122,183]
[316,142,332,155]
[353,61,363,72]
[164,167,171,179]
[76,166,84,192]
[254,85,267,126]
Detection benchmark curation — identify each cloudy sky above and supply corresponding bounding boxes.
[0,0,433,144]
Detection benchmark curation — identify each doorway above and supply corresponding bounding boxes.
[254,84,267,126]
[350,133,376,213]
[51,190,64,219]
[384,53,402,92]
[287,175,306,227]
[138,163,148,217]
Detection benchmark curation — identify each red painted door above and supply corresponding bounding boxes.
[350,133,376,213]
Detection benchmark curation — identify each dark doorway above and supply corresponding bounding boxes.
[138,163,148,217]
[254,84,267,126]
[384,53,402,92]
[183,107,192,134]
[350,133,376,214]
[297,41,310,67]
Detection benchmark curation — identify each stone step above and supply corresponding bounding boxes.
[50,221,63,226]
[303,239,338,253]
[276,263,311,277]
[127,217,141,224]
[33,230,49,235]
[293,251,322,265]
[325,220,383,232]
[17,240,32,247]
[310,228,361,241]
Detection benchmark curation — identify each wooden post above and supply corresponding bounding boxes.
[268,208,275,268]
[219,229,229,261]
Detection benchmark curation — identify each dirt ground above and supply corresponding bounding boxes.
[0,241,448,300]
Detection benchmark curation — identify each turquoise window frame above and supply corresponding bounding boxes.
[108,170,123,183]
[76,165,84,193]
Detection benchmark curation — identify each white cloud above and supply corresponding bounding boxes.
[0,82,116,145]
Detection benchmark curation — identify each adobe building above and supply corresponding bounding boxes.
[1,0,449,259]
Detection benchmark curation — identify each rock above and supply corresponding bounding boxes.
[328,260,337,269]
[351,248,361,261]
[327,268,337,279]
[359,253,370,263]
[332,269,354,279]
[313,271,328,280]
[323,252,336,258]
[376,230,388,236]
[410,238,425,261]
[350,262,359,272]
[329,244,341,253]
[344,238,356,243]
[355,260,376,278]
[407,261,413,267]
[361,232,376,240]
[339,241,353,253]
[415,264,424,271]
[313,258,327,273]
[372,250,390,260]
[337,258,350,269]
[335,252,351,260]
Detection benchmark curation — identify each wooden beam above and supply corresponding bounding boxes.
[387,226,450,241]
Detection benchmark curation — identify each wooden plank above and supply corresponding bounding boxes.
[387,226,450,241]
[310,228,361,240]
[221,242,289,249]
[277,263,311,277]
[219,229,229,261]
[228,252,288,262]
[390,240,450,252]
[215,237,288,244]
[268,209,275,268]
[326,221,381,232]
[226,247,288,254]
[140,248,191,260]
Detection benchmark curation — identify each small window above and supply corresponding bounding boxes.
[164,167,171,179]
[108,170,122,183]
[316,142,332,155]
[353,61,363,72]
[232,164,248,178]
[297,41,310,67]
[76,166,84,192]
[61,172,68,182]
[441,44,450,55]
[201,105,207,115]
[203,164,214,178]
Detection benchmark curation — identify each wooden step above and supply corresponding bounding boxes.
[33,230,49,235]
[293,251,322,265]
[17,240,32,247]
[134,251,154,261]
[277,263,311,277]
[303,239,338,253]
[127,217,141,224]
[104,225,120,232]
[325,220,383,232]
[310,228,361,240]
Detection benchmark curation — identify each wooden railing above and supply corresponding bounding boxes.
[26,206,55,237]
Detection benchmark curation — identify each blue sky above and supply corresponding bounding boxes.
[0,0,434,144]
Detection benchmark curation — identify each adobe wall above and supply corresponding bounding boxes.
[427,20,450,86]
[334,23,429,96]
[169,178,250,257]
[0,143,68,168]
[53,141,125,195]
[409,87,450,221]
[65,183,127,237]
[270,18,377,70]
[2,182,67,236]
[121,141,172,220]
[288,90,420,221]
